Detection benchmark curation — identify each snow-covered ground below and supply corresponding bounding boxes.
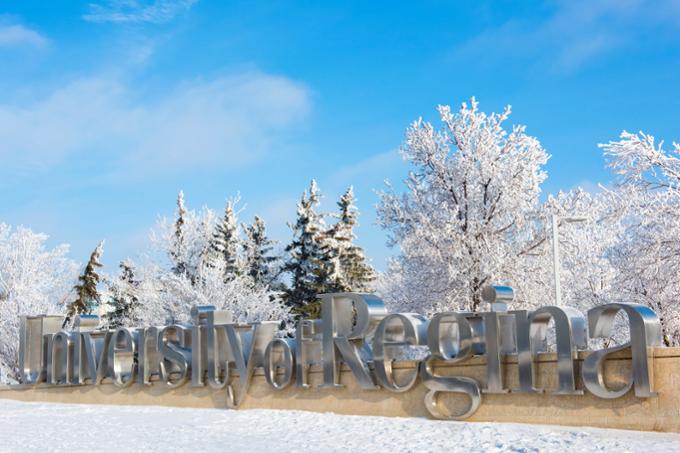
[0,399,678,452]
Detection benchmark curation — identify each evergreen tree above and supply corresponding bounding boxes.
[64,241,104,327]
[242,216,278,287]
[329,186,375,292]
[209,199,241,280]
[170,191,188,276]
[284,180,338,318]
[105,260,140,329]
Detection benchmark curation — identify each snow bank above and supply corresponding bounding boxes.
[0,399,678,452]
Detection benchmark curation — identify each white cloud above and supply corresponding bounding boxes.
[84,0,198,24]
[0,71,311,179]
[0,23,48,48]
[454,0,680,74]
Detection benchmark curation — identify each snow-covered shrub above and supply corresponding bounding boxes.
[0,224,78,382]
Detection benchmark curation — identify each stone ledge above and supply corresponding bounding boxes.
[1,346,678,433]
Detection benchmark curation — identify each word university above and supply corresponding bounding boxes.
[18,288,663,420]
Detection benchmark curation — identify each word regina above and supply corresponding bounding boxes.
[18,289,663,420]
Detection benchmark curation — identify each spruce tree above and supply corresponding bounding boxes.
[284,180,338,318]
[170,190,188,276]
[242,216,278,287]
[209,199,241,280]
[330,186,376,292]
[64,241,104,327]
[105,260,140,329]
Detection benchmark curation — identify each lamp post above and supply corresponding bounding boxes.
[551,215,587,306]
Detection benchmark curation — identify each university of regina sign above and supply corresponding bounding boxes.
[17,288,663,420]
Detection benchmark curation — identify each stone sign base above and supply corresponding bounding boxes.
[2,348,679,433]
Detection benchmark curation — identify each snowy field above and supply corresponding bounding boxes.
[0,399,679,452]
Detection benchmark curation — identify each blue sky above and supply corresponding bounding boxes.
[1,0,679,270]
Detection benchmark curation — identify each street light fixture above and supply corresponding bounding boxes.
[551,215,588,306]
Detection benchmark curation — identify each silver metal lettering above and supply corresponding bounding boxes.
[295,319,322,388]
[223,322,278,406]
[511,307,587,394]
[582,303,662,398]
[190,305,233,388]
[136,327,161,385]
[264,338,294,390]
[46,331,73,385]
[107,327,136,388]
[19,315,62,384]
[373,313,428,392]
[421,312,481,420]
[319,292,387,389]
[71,315,101,385]
[481,311,510,393]
[158,325,191,388]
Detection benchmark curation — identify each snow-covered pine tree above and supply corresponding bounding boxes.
[285,179,338,318]
[329,186,375,292]
[105,260,140,329]
[141,202,293,329]
[64,241,104,327]
[242,216,279,287]
[170,191,188,276]
[209,198,241,281]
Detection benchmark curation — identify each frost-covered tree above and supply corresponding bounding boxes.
[328,186,375,292]
[135,260,291,329]
[170,191,188,276]
[139,193,289,327]
[153,194,216,284]
[242,216,279,287]
[64,241,104,327]
[104,260,141,329]
[601,131,680,346]
[536,189,623,313]
[208,198,241,280]
[377,98,550,314]
[603,131,680,192]
[285,180,338,317]
[0,224,78,382]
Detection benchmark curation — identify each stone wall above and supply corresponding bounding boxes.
[1,348,679,433]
